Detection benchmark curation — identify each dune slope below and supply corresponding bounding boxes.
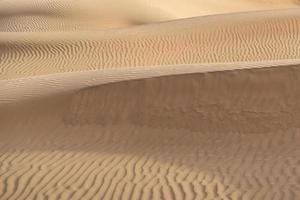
[1,9,300,79]
[1,62,300,200]
[0,2,300,200]
[0,0,299,30]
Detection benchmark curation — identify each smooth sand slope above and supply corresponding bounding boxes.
[0,0,299,30]
[1,2,300,200]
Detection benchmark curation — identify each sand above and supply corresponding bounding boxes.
[1,1,300,200]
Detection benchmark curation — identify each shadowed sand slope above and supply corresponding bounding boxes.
[1,63,300,200]
[1,9,300,79]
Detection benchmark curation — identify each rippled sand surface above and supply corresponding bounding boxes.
[1,1,300,200]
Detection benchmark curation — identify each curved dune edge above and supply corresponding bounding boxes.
[1,60,300,199]
[1,59,300,105]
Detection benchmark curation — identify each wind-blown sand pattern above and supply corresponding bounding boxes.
[1,1,300,200]
[2,9,300,79]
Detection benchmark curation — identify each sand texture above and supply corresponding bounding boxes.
[1,1,300,200]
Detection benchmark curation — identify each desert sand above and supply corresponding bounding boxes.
[1,0,300,200]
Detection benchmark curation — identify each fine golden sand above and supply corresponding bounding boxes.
[1,1,300,200]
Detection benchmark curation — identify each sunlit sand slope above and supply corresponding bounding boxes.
[1,9,300,79]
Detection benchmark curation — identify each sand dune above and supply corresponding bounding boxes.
[1,60,300,105]
[1,1,300,199]
[1,62,300,199]
[1,9,300,79]
[0,0,299,30]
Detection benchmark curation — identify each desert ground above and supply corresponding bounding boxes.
[1,0,300,200]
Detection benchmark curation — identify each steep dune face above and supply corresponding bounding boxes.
[1,9,300,79]
[1,64,300,200]
[65,66,300,133]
